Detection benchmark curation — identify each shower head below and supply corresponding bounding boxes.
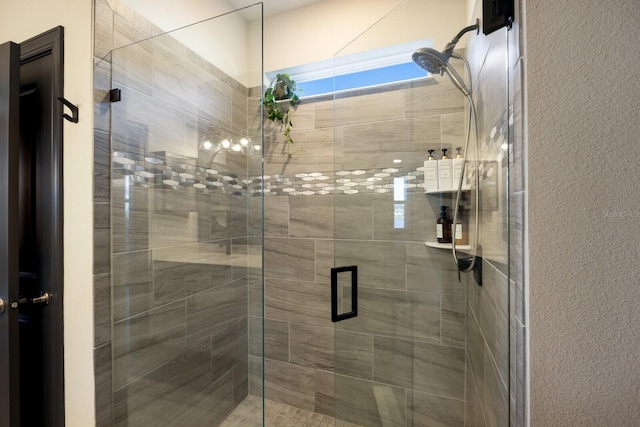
[411,19,479,97]
[411,47,449,75]
[412,48,470,96]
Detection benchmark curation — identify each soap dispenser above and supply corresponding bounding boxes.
[423,149,439,192]
[452,147,465,189]
[438,148,453,190]
[437,205,452,244]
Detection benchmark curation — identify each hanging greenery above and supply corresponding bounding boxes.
[263,73,301,155]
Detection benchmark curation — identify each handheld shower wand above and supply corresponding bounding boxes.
[411,20,482,279]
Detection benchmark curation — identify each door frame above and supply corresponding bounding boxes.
[0,40,22,427]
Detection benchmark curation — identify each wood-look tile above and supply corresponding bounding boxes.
[249,316,288,362]
[289,195,334,238]
[250,358,316,411]
[441,293,466,348]
[147,189,211,248]
[93,202,110,275]
[263,127,336,176]
[406,242,462,294]
[153,42,200,115]
[165,371,234,427]
[93,273,111,347]
[111,35,154,96]
[153,242,234,307]
[113,300,187,389]
[94,344,113,427]
[186,278,247,347]
[335,374,405,427]
[441,112,466,150]
[112,185,150,253]
[465,354,487,427]
[335,194,373,240]
[495,268,509,382]
[263,237,315,281]
[405,78,465,118]
[111,85,197,159]
[335,330,373,380]
[483,343,509,427]
[466,306,485,405]
[315,370,335,417]
[93,58,111,133]
[343,288,440,342]
[315,239,334,285]
[373,336,465,400]
[290,324,334,370]
[264,278,332,328]
[407,389,464,427]
[342,116,441,170]
[372,192,438,243]
[94,0,114,60]
[93,130,110,203]
[211,318,248,383]
[210,193,247,240]
[233,357,249,408]
[259,195,289,237]
[334,240,405,290]
[114,341,211,425]
[231,87,248,134]
[112,250,152,321]
[317,90,405,128]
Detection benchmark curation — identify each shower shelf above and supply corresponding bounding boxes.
[425,241,471,250]
[424,187,471,195]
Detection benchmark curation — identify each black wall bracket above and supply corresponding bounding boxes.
[110,88,121,103]
[57,97,78,123]
[482,0,514,35]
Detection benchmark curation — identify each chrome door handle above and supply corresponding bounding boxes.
[0,298,5,314]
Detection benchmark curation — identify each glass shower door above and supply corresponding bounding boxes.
[109,5,264,426]
[331,1,470,426]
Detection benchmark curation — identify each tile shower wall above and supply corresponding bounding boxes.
[464,0,527,425]
[93,1,259,425]
[250,76,470,425]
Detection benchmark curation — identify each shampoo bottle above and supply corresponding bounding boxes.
[438,148,453,190]
[452,147,465,189]
[436,205,452,244]
[423,149,439,192]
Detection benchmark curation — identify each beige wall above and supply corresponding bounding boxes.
[0,1,94,426]
[526,0,640,424]
[261,0,467,72]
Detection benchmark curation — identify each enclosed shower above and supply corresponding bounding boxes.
[94,0,517,425]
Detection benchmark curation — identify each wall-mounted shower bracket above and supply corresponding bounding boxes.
[483,0,514,35]
[458,256,482,286]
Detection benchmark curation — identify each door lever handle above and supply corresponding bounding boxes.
[32,292,51,306]
[0,298,5,314]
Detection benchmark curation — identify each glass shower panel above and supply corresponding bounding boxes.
[331,0,509,425]
[109,5,264,426]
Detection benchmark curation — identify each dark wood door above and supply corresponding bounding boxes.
[0,40,22,427]
[0,27,65,427]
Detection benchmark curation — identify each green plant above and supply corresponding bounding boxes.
[263,73,301,155]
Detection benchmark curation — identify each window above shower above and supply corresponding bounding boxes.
[265,39,434,98]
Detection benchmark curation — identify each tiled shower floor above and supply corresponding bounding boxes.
[220,395,363,427]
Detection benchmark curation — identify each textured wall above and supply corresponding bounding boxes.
[527,0,640,424]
